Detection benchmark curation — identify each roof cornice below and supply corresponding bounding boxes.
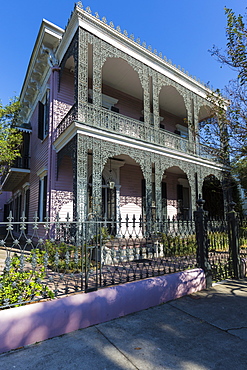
[57,5,213,99]
[20,20,64,121]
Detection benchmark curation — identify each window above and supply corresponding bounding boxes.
[177,183,190,220]
[38,90,50,140]
[13,192,22,231]
[38,175,47,221]
[23,184,30,232]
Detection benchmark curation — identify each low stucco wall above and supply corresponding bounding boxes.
[0,268,205,354]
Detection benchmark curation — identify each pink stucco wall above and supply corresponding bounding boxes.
[0,268,205,354]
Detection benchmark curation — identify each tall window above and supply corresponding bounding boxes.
[24,188,30,221]
[38,90,50,140]
[177,184,189,220]
[38,175,47,221]
[22,184,30,232]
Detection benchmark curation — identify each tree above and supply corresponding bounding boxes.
[0,97,22,175]
[209,7,247,192]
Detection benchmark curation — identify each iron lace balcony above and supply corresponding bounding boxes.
[55,103,220,161]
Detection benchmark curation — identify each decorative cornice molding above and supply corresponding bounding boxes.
[73,2,215,93]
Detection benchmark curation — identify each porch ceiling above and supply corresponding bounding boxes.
[112,154,137,166]
[1,169,30,191]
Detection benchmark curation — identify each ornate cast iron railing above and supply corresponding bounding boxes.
[55,102,220,160]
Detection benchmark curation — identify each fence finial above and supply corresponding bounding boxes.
[196,195,205,209]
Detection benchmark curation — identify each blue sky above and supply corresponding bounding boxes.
[0,0,246,106]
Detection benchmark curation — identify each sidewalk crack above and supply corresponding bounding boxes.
[95,326,140,370]
[167,302,247,340]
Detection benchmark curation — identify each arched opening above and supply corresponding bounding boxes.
[58,55,75,123]
[56,155,73,220]
[101,57,143,121]
[159,86,187,137]
[87,175,116,221]
[198,105,219,147]
[202,175,224,218]
[162,166,190,220]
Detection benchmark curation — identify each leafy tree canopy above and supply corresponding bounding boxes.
[0,97,22,175]
[209,8,247,192]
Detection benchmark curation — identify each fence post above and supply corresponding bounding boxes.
[194,197,212,288]
[227,202,241,279]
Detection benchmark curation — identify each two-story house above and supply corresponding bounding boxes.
[1,3,228,225]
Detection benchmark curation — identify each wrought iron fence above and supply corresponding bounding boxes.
[0,214,198,309]
[239,216,247,276]
[207,219,232,282]
[1,210,246,310]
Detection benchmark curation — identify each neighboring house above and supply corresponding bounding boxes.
[0,4,228,225]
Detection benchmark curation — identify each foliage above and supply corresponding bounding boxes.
[199,89,230,162]
[211,8,247,85]
[209,8,247,192]
[0,254,54,309]
[239,219,247,249]
[41,241,83,272]
[208,232,229,252]
[0,97,22,175]
[161,234,197,257]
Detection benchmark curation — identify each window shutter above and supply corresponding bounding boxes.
[43,176,47,221]
[44,91,50,136]
[38,179,41,220]
[25,189,30,221]
[38,101,44,139]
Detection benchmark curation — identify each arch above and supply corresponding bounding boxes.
[161,166,191,220]
[159,85,187,118]
[102,57,143,120]
[102,153,146,223]
[159,85,188,135]
[198,104,214,122]
[57,55,75,124]
[202,174,224,218]
[99,39,144,87]
[99,142,147,180]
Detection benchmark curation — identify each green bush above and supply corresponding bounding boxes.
[0,254,54,308]
[239,226,247,249]
[208,232,229,251]
[41,241,83,272]
[161,234,197,256]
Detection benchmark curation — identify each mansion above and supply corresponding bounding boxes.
[0,3,228,224]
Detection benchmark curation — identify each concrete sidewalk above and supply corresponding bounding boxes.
[1,279,247,370]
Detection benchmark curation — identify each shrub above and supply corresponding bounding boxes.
[0,254,54,308]
[40,241,83,272]
[161,234,197,256]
